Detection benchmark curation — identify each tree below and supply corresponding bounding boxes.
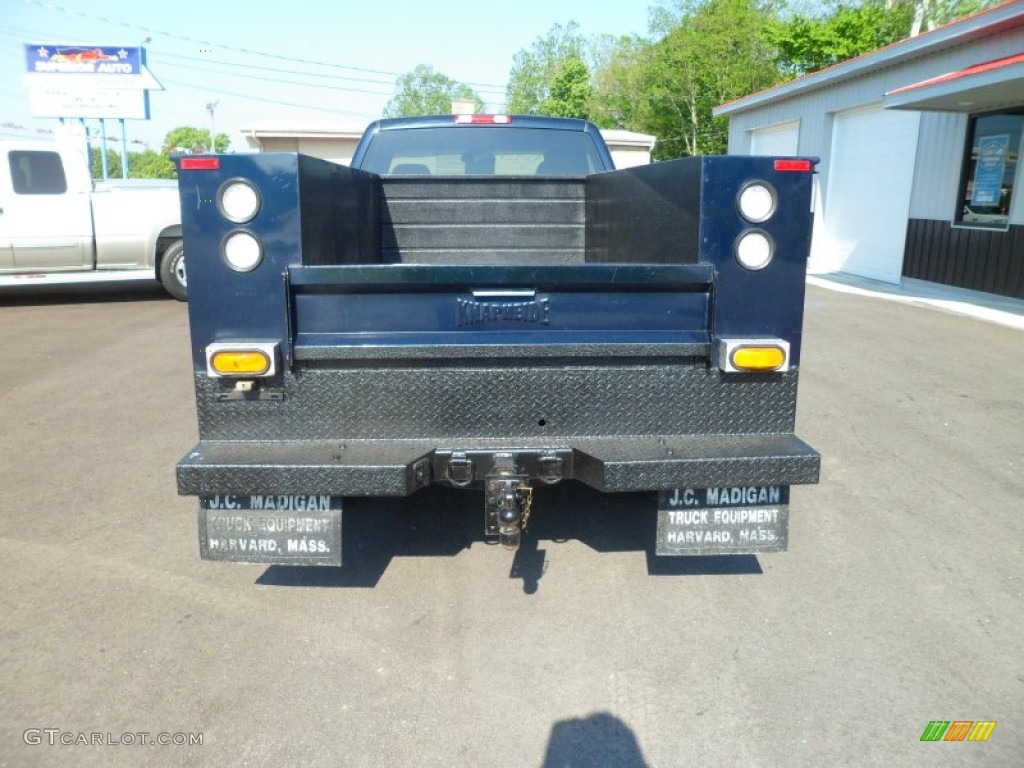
[909,0,1002,36]
[770,1,915,78]
[163,125,230,154]
[587,35,650,129]
[129,149,176,179]
[90,148,122,179]
[538,57,593,119]
[506,22,589,114]
[384,65,485,117]
[636,0,782,158]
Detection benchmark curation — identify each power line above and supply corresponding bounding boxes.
[19,0,508,89]
[148,52,398,87]
[157,60,397,97]
[159,78,379,119]
[146,52,508,95]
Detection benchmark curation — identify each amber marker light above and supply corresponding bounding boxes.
[211,350,270,375]
[205,343,278,377]
[731,346,786,371]
[719,339,790,373]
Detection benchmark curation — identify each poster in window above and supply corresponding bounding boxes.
[971,134,1009,207]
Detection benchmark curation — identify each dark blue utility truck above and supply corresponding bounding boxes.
[175,114,819,566]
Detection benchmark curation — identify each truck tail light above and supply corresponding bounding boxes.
[737,182,776,223]
[221,231,263,272]
[218,179,261,223]
[735,230,774,270]
[719,339,790,373]
[206,343,278,377]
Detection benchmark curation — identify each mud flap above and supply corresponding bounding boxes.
[198,495,343,566]
[656,486,789,556]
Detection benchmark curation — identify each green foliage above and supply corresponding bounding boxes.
[910,0,1003,34]
[90,147,178,180]
[587,35,649,129]
[506,22,589,114]
[90,148,122,179]
[558,0,1002,160]
[163,125,230,154]
[538,57,593,119]
[638,0,783,158]
[384,65,486,117]
[88,126,221,180]
[129,149,176,179]
[769,1,914,77]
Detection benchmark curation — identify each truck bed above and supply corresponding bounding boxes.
[176,149,819,559]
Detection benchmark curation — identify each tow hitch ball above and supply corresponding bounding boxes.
[485,454,533,551]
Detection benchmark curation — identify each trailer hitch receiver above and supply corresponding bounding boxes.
[484,453,532,550]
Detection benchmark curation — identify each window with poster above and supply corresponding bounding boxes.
[956,110,1023,230]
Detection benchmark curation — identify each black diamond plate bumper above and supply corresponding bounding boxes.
[177,434,819,497]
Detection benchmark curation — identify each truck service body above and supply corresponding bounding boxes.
[0,140,186,299]
[175,115,820,566]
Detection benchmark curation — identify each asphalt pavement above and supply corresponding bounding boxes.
[0,281,1020,767]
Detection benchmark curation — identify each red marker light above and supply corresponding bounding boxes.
[774,159,813,172]
[179,157,220,170]
[454,114,511,125]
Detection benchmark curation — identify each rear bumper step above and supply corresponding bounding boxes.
[177,434,819,496]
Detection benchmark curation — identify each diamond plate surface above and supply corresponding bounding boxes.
[195,366,800,441]
[176,435,819,496]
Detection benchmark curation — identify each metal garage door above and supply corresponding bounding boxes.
[825,104,920,283]
[750,121,799,156]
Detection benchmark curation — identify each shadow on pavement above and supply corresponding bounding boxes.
[541,711,649,768]
[256,481,762,589]
[0,282,170,305]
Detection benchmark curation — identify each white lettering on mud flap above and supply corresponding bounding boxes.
[198,496,342,566]
[656,486,789,555]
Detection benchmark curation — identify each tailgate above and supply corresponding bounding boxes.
[288,263,713,362]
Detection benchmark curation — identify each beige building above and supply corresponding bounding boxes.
[241,121,366,165]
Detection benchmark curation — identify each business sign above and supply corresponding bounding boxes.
[26,45,142,75]
[28,88,148,119]
[971,134,1009,207]
[22,45,160,119]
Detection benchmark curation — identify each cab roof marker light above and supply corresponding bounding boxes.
[774,159,813,172]
[206,342,278,378]
[455,114,511,124]
[719,339,790,373]
[179,157,220,170]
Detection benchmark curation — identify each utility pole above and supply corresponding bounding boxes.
[206,100,219,153]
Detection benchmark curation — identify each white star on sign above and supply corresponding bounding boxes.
[118,49,128,59]
[37,46,49,57]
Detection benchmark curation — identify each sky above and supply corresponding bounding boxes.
[0,0,656,153]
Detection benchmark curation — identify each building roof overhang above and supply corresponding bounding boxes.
[714,0,1024,117]
[883,53,1024,111]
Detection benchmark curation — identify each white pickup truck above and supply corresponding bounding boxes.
[0,140,186,299]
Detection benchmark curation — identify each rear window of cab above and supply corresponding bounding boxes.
[358,127,605,176]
